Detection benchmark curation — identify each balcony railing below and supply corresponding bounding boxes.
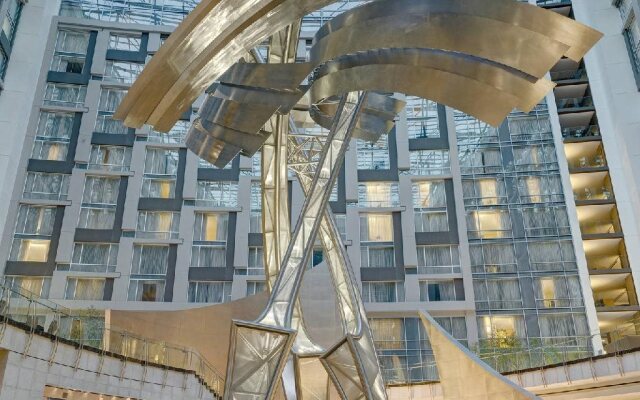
[562,125,601,139]
[0,280,224,398]
[573,187,614,202]
[550,68,587,81]
[556,96,594,109]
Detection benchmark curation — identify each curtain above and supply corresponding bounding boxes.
[72,243,118,272]
[360,214,393,242]
[363,282,400,302]
[37,112,74,138]
[470,244,517,273]
[188,282,231,303]
[529,241,576,271]
[132,245,169,275]
[129,279,165,302]
[79,208,115,229]
[369,318,404,349]
[82,176,119,204]
[417,245,456,267]
[415,211,448,233]
[15,205,55,235]
[191,245,226,268]
[69,279,105,300]
[413,181,446,208]
[362,246,394,268]
[421,281,456,301]
[144,148,179,175]
[538,314,578,338]
[193,213,228,241]
[24,172,68,200]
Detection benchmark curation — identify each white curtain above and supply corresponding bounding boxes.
[37,111,74,138]
[132,245,169,275]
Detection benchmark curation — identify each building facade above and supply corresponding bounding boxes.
[0,0,639,385]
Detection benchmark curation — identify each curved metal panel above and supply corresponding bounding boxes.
[115,0,337,132]
[315,0,602,62]
[310,7,570,79]
[311,64,519,127]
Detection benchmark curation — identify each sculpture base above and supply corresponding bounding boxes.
[224,320,296,400]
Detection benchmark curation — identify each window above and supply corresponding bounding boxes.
[462,178,507,206]
[360,214,393,242]
[142,148,179,198]
[528,240,577,271]
[70,243,118,273]
[466,209,512,239]
[196,181,238,207]
[470,243,517,274]
[455,112,499,145]
[109,32,141,51]
[246,281,266,296]
[65,278,105,300]
[9,205,56,262]
[136,211,180,239]
[188,281,232,303]
[518,175,564,203]
[43,83,86,108]
[534,275,583,308]
[250,151,261,176]
[538,314,589,344]
[409,150,450,176]
[477,315,526,345]
[362,282,404,303]
[248,247,264,275]
[148,120,189,144]
[199,157,232,169]
[95,87,128,134]
[416,245,460,274]
[522,206,571,237]
[513,144,558,171]
[413,181,448,232]
[4,276,51,299]
[622,15,640,77]
[406,97,439,139]
[31,112,74,161]
[507,113,552,141]
[128,279,165,302]
[78,176,119,229]
[358,182,399,207]
[473,278,522,310]
[360,214,394,268]
[88,145,132,171]
[131,245,169,275]
[357,135,390,170]
[191,213,228,268]
[458,147,502,174]
[104,60,143,83]
[59,1,193,27]
[23,172,69,201]
[50,29,90,73]
[250,182,262,233]
[419,280,462,302]
[1,0,22,44]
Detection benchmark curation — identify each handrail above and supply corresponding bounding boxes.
[0,280,224,398]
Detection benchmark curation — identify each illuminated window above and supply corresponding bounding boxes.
[31,112,74,161]
[477,315,526,347]
[9,205,56,262]
[360,214,394,268]
[358,182,399,207]
[142,148,179,198]
[462,178,507,206]
[4,276,51,298]
[65,278,105,300]
[136,211,180,239]
[191,213,228,268]
[467,210,512,239]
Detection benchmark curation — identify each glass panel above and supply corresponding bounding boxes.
[71,243,118,272]
[23,172,70,201]
[131,245,169,275]
[50,29,90,73]
[188,281,232,303]
[43,83,86,108]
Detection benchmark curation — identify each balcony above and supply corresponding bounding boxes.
[584,237,629,272]
[577,204,622,238]
[591,273,638,310]
[570,171,614,204]
[565,141,607,172]
[556,96,594,110]
[561,125,601,140]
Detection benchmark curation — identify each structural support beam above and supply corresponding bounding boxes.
[224,92,367,400]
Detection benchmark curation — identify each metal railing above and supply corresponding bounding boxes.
[0,281,224,398]
[562,125,601,139]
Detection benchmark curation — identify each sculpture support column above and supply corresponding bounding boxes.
[224,92,367,400]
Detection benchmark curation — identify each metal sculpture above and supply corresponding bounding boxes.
[114,0,602,399]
